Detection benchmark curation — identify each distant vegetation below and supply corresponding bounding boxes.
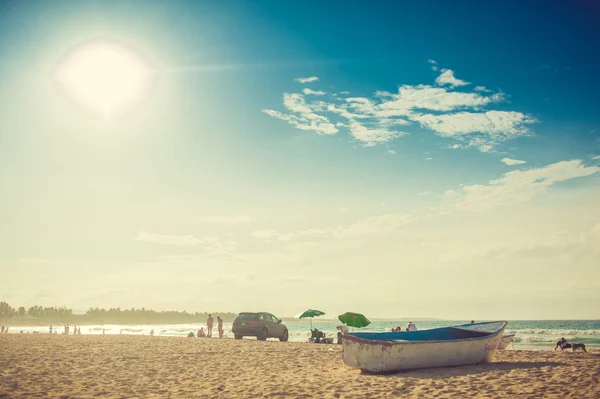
[0,301,237,325]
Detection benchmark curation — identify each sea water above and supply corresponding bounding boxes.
[11,319,600,350]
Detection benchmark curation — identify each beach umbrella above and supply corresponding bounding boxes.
[338,312,370,329]
[295,309,325,328]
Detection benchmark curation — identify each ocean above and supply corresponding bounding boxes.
[11,319,600,350]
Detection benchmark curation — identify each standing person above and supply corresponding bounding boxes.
[217,316,224,338]
[1,326,4,333]
[73,326,77,335]
[206,314,214,338]
[336,324,349,334]
[49,326,53,334]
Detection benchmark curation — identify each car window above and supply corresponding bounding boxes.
[259,314,269,321]
[271,315,279,323]
[237,313,257,321]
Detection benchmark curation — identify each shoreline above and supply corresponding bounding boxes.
[2,334,599,398]
[2,328,597,352]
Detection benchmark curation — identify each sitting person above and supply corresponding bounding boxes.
[197,328,206,337]
[407,322,417,331]
[310,328,326,343]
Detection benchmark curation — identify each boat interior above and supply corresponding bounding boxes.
[348,327,494,342]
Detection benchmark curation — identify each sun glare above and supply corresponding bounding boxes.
[56,40,154,119]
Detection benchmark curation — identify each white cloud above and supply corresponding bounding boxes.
[347,120,405,146]
[376,85,504,114]
[295,76,318,83]
[425,157,433,160]
[450,144,462,149]
[302,88,326,96]
[265,64,535,152]
[428,59,439,71]
[263,93,338,135]
[435,69,469,87]
[338,206,350,212]
[501,157,527,166]
[388,149,396,155]
[450,160,600,211]
[198,215,251,224]
[474,86,491,92]
[410,110,536,151]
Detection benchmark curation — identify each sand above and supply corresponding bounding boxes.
[1,335,599,398]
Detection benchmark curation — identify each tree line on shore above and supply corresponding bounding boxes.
[0,301,237,325]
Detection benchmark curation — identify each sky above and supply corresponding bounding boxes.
[1,0,599,320]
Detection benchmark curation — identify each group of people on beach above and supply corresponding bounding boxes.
[391,322,418,332]
[1,326,9,334]
[189,314,224,338]
[50,325,81,335]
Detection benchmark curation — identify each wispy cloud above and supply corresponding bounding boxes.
[428,59,439,71]
[435,69,469,87]
[295,76,319,83]
[302,88,326,96]
[265,62,536,152]
[501,157,527,166]
[198,215,251,224]
[135,232,202,246]
[135,231,238,252]
[263,93,338,135]
[449,160,600,211]
[474,86,491,93]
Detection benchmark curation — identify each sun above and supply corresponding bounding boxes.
[55,39,154,119]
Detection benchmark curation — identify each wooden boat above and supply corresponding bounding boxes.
[341,321,507,372]
[497,333,515,350]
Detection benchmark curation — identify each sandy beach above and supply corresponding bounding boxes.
[1,335,599,398]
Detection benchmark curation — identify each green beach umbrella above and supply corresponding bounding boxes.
[338,312,370,328]
[295,309,325,328]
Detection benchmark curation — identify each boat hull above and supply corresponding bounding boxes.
[497,333,515,350]
[342,321,507,373]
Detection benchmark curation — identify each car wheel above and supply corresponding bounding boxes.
[257,327,268,341]
[234,334,243,340]
[279,328,288,342]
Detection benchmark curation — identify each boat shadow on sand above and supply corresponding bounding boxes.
[362,361,565,379]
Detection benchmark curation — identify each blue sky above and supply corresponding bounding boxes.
[1,0,599,319]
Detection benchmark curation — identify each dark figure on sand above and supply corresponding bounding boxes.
[555,338,568,350]
[207,314,214,338]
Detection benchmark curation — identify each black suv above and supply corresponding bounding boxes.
[232,312,289,341]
